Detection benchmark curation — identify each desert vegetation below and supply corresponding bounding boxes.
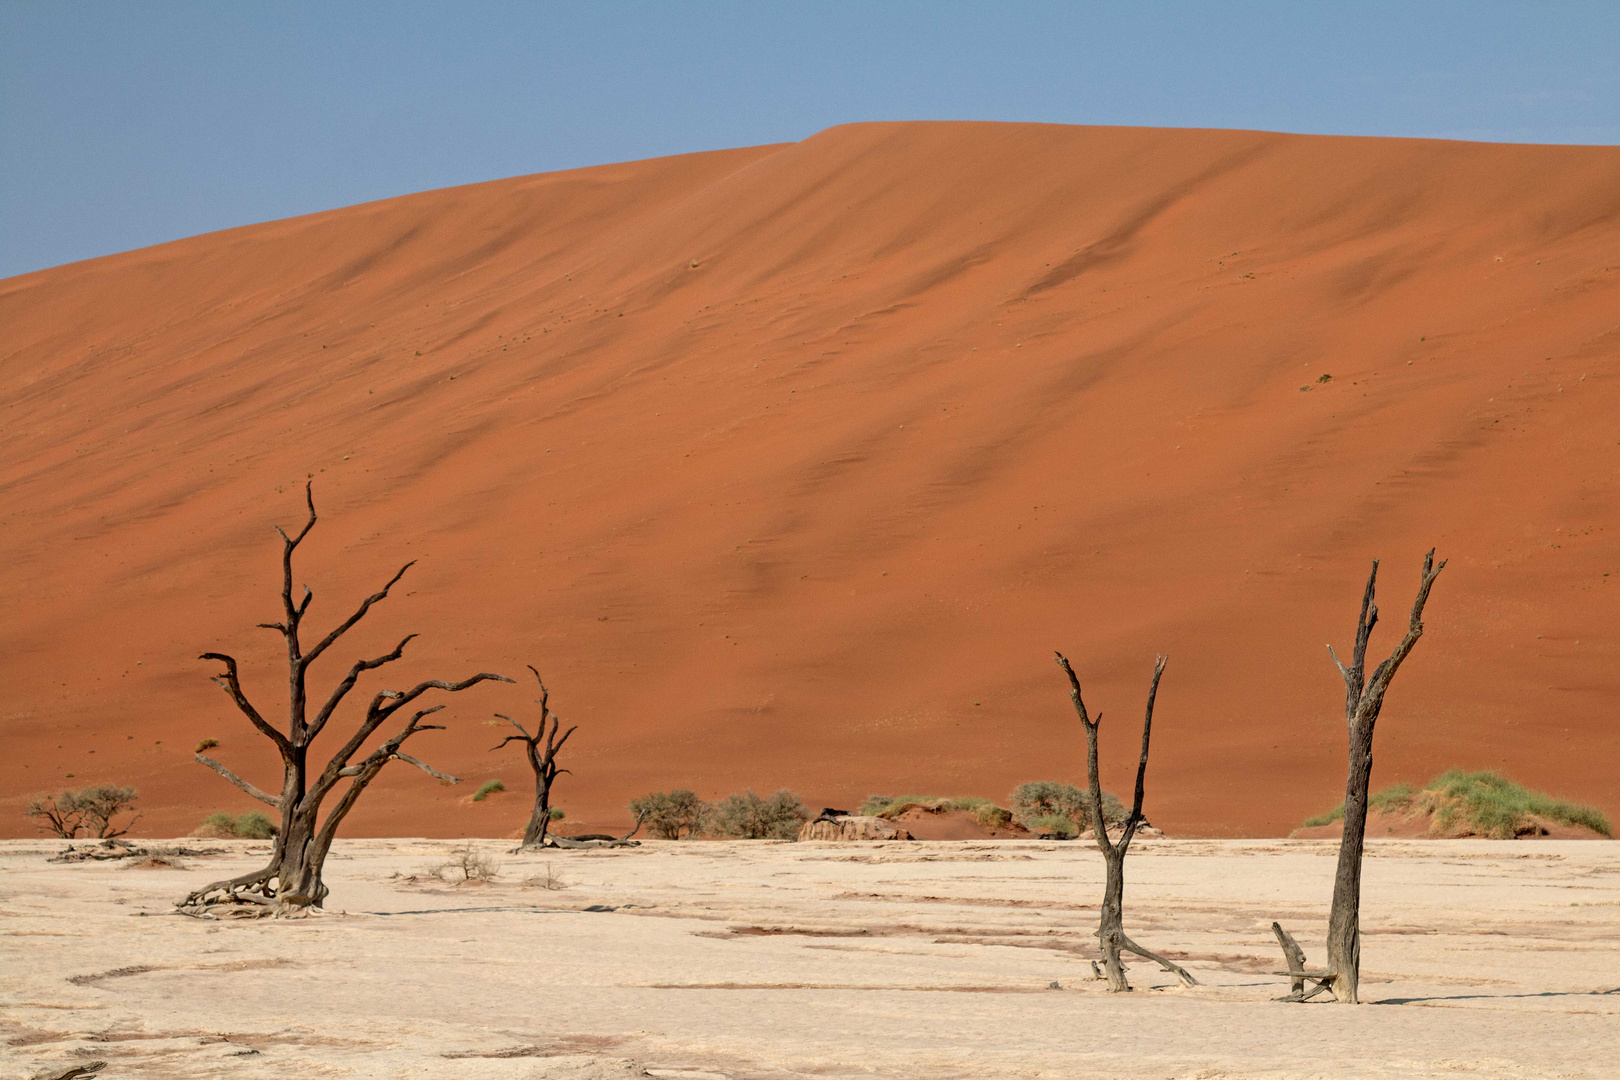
[626,788,808,839]
[1302,769,1612,838]
[709,789,809,839]
[859,794,1012,829]
[428,842,500,884]
[1009,781,1128,837]
[629,789,709,839]
[25,785,140,839]
[194,810,278,839]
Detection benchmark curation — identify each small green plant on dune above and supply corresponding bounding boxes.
[860,794,994,817]
[471,779,505,802]
[859,794,1016,828]
[1301,771,1610,838]
[548,807,565,821]
[1301,783,1417,827]
[972,803,1013,828]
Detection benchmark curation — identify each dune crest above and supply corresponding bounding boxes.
[3,122,1619,837]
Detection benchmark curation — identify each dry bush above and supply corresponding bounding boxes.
[429,842,500,884]
[25,785,140,839]
[709,788,808,839]
[522,863,568,890]
[629,789,708,839]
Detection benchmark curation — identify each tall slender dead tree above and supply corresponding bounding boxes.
[1273,550,1445,1003]
[1055,652,1197,992]
[181,483,511,915]
[1323,550,1445,1001]
[493,666,576,850]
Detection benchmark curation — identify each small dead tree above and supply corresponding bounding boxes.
[492,666,576,851]
[1055,652,1197,992]
[181,484,511,915]
[1274,550,1445,1003]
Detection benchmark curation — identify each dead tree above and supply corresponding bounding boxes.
[1274,550,1445,1002]
[492,666,576,850]
[1055,652,1197,992]
[181,483,511,915]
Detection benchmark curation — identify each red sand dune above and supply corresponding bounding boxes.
[3,122,1619,839]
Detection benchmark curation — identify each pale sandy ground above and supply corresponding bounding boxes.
[3,838,1617,1080]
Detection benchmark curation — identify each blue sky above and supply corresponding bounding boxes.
[3,1,1617,279]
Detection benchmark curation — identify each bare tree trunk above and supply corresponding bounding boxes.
[1318,550,1445,1002]
[1056,652,1197,992]
[180,484,511,916]
[493,666,576,852]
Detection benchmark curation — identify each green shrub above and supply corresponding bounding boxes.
[196,810,279,838]
[1009,781,1126,832]
[233,811,278,839]
[1023,813,1077,838]
[471,779,505,802]
[1300,771,1611,838]
[630,790,708,839]
[709,788,809,839]
[548,807,565,821]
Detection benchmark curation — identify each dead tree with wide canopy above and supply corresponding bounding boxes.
[492,665,576,850]
[181,484,511,915]
[1055,652,1197,992]
[1272,550,1445,1002]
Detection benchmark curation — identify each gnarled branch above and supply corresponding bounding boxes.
[199,652,291,755]
[195,754,280,806]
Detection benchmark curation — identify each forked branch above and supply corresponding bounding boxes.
[300,560,415,671]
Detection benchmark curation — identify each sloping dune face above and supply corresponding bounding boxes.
[4,122,1619,838]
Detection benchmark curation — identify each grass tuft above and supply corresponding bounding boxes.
[859,794,1000,818]
[471,779,505,802]
[196,810,277,839]
[1301,771,1610,838]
